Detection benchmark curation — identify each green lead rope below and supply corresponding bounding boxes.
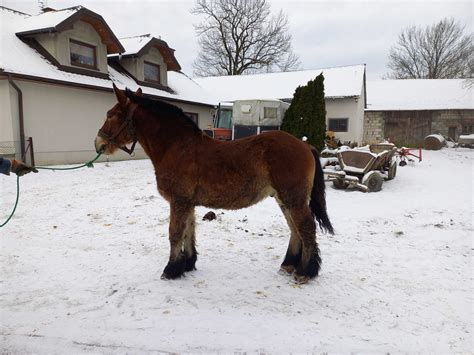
[1,153,102,228]
[1,175,20,228]
[35,152,102,171]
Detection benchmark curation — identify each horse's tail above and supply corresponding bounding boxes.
[309,147,334,235]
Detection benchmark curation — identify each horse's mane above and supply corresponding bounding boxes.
[124,89,201,133]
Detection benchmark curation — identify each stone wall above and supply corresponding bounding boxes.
[431,110,474,139]
[363,109,474,146]
[362,111,385,144]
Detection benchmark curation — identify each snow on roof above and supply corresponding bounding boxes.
[194,64,366,102]
[109,68,217,106]
[14,6,80,33]
[366,79,473,111]
[117,34,154,56]
[0,7,216,106]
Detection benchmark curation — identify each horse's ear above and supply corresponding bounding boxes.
[136,87,143,96]
[112,83,127,107]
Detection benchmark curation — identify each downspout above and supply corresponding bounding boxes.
[7,75,25,160]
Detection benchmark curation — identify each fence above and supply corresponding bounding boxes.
[0,137,35,166]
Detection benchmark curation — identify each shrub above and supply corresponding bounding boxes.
[281,73,326,151]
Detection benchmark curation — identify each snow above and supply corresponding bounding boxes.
[426,134,446,142]
[0,7,217,106]
[1,148,472,352]
[195,64,366,102]
[114,34,154,57]
[14,7,80,34]
[366,79,473,111]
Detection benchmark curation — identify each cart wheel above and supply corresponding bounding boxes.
[362,171,383,192]
[333,178,348,190]
[387,160,397,180]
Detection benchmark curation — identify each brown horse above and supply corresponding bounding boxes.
[95,84,334,283]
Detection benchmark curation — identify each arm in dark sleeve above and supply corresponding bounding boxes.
[0,157,12,175]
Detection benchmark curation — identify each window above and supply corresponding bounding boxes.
[263,107,278,119]
[328,118,349,132]
[144,61,161,83]
[184,112,199,125]
[241,105,251,113]
[70,39,96,69]
[216,109,232,129]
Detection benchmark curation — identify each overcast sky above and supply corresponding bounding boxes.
[2,0,472,80]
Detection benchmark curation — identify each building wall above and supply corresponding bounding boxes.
[172,101,214,130]
[0,80,21,156]
[140,47,168,87]
[0,80,14,143]
[120,47,169,87]
[120,57,140,79]
[363,111,384,144]
[37,20,108,73]
[431,110,474,139]
[325,96,362,144]
[4,79,213,165]
[355,85,367,144]
[363,109,474,146]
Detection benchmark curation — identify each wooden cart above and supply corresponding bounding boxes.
[324,144,397,192]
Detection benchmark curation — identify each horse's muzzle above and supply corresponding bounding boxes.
[94,136,107,154]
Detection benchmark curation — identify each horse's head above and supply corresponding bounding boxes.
[95,84,142,155]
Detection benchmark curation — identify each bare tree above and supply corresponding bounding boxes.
[386,18,472,79]
[192,0,300,77]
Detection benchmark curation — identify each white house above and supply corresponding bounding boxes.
[0,6,216,165]
[195,64,367,144]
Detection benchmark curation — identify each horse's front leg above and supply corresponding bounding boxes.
[161,201,194,280]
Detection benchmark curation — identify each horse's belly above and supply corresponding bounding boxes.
[196,184,275,210]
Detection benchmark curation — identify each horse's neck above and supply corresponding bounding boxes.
[137,118,200,166]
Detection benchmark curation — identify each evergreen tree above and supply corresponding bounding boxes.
[281,73,326,151]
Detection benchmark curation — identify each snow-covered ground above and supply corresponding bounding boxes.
[1,148,472,353]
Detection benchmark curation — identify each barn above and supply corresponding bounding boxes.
[195,64,367,145]
[364,79,473,146]
[0,6,216,165]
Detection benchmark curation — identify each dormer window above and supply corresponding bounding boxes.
[70,39,97,69]
[144,61,161,83]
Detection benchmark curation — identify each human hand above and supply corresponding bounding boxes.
[11,160,38,176]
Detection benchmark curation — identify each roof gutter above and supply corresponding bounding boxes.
[7,75,26,160]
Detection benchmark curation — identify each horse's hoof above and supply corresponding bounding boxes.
[294,274,310,285]
[160,273,170,280]
[280,264,295,275]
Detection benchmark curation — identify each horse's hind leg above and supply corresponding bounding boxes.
[288,205,321,283]
[183,208,197,272]
[278,204,302,274]
[161,201,193,280]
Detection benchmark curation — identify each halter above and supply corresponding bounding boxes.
[98,101,139,155]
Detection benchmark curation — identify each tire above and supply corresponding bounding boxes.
[362,171,383,192]
[333,178,348,190]
[387,160,397,180]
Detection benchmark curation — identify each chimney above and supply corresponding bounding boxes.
[41,7,56,13]
[38,0,54,13]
